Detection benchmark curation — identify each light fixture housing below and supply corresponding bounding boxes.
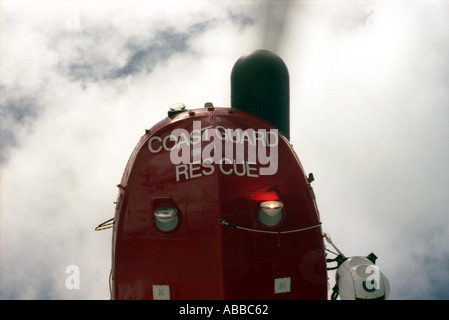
[154,206,179,232]
[258,200,284,227]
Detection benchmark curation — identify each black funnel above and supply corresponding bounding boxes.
[231,50,290,140]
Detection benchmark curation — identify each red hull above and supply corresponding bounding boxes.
[111,107,327,299]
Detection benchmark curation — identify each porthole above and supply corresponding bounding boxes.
[154,206,179,232]
[258,200,284,227]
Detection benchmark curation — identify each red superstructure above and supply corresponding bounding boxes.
[111,106,328,299]
[97,50,390,301]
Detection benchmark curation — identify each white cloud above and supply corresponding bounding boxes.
[284,2,449,299]
[1,0,448,300]
[0,0,257,300]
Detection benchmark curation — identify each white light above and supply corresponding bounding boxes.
[259,200,284,226]
[154,206,178,232]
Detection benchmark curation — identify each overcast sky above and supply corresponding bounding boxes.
[1,0,448,300]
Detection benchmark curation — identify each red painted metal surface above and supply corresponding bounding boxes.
[111,107,327,299]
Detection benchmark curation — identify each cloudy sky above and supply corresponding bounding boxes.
[0,0,448,300]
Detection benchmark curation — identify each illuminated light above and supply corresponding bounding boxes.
[260,191,279,201]
[260,200,283,210]
[154,206,179,232]
[259,200,284,227]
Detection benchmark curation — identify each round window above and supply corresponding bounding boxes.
[154,206,179,232]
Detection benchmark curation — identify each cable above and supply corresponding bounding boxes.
[218,219,322,235]
[323,233,345,257]
[95,218,114,231]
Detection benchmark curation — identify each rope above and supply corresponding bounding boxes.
[322,233,348,300]
[95,218,115,231]
[323,233,345,257]
[218,219,321,235]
